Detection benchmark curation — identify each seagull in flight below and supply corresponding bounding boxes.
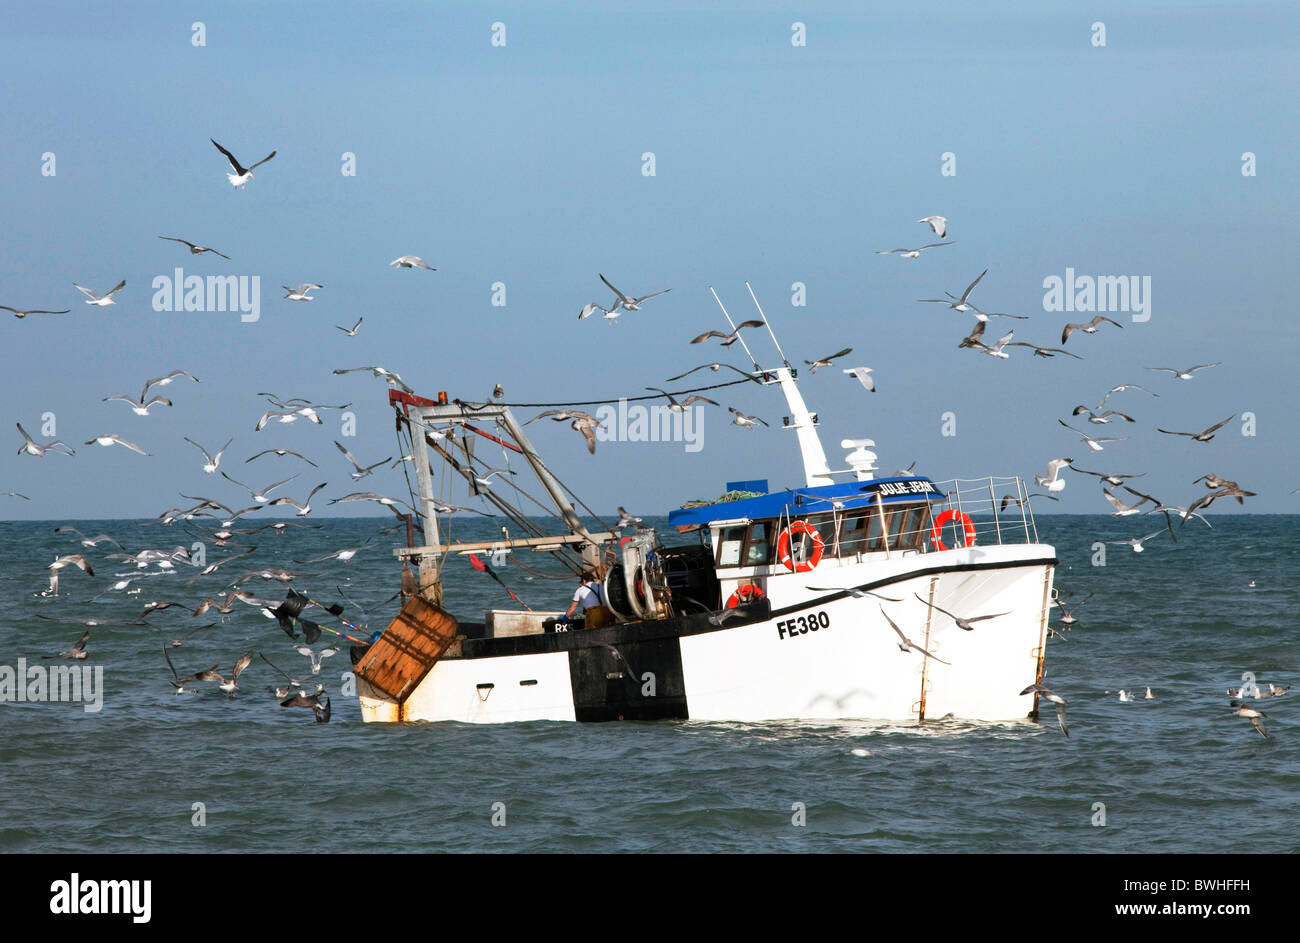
[211,138,276,188]
[245,448,318,467]
[43,631,92,661]
[913,593,1011,631]
[159,236,230,259]
[878,606,950,664]
[185,437,232,474]
[1061,315,1122,343]
[84,433,149,455]
[806,585,902,602]
[1105,530,1166,552]
[163,646,216,695]
[1070,406,1135,425]
[803,348,853,373]
[728,407,768,428]
[267,482,328,517]
[1069,467,1146,487]
[333,366,414,393]
[196,653,254,696]
[1020,683,1068,736]
[918,215,947,238]
[1229,700,1268,738]
[221,471,299,504]
[390,256,436,270]
[2,304,71,319]
[690,320,763,346]
[645,388,719,411]
[293,645,340,674]
[283,283,322,301]
[102,393,172,416]
[843,367,876,391]
[1007,342,1082,359]
[663,363,759,383]
[1146,363,1220,380]
[16,422,75,457]
[875,242,951,259]
[919,269,986,314]
[73,280,125,306]
[335,440,390,480]
[599,274,671,313]
[1157,415,1235,443]
[1058,420,1125,452]
[1035,457,1073,492]
[336,317,363,337]
[143,370,199,398]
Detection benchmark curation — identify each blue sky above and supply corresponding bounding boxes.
[2,1,1296,520]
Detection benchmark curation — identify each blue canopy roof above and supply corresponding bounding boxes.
[667,477,943,528]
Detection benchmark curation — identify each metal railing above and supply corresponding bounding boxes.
[924,476,1041,550]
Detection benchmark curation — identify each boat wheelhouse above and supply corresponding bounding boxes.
[351,289,1058,725]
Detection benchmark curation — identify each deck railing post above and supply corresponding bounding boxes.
[989,477,1001,546]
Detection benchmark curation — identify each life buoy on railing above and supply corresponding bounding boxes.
[930,509,976,551]
[726,584,766,608]
[777,520,825,573]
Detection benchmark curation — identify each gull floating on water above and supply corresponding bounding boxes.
[73,279,125,306]
[159,236,230,259]
[211,138,276,189]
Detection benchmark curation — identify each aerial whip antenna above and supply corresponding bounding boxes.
[709,286,762,374]
[746,281,792,370]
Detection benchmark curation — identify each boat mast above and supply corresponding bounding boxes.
[711,286,835,488]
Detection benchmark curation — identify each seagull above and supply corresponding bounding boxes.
[102,393,172,416]
[43,631,92,661]
[577,302,614,321]
[389,256,435,270]
[163,646,215,695]
[332,366,414,393]
[47,554,94,577]
[967,329,1016,358]
[1186,485,1256,517]
[5,491,30,499]
[16,423,75,457]
[615,506,643,530]
[918,216,947,238]
[919,269,986,314]
[999,493,1059,511]
[1105,530,1165,553]
[1070,407,1135,425]
[197,653,254,696]
[526,409,600,425]
[806,585,902,602]
[1007,342,1082,359]
[803,348,853,373]
[878,606,950,664]
[267,482,328,517]
[211,138,276,188]
[1229,700,1267,738]
[73,280,125,306]
[143,370,200,398]
[335,440,390,480]
[336,317,363,337]
[1118,689,1134,702]
[185,437,232,474]
[1145,687,1154,700]
[1095,383,1157,408]
[283,284,322,301]
[598,274,671,313]
[159,236,230,259]
[2,305,71,319]
[566,415,604,454]
[690,320,763,346]
[1061,315,1122,344]
[964,301,1029,323]
[1157,416,1235,443]
[645,388,719,411]
[85,433,149,455]
[293,645,340,674]
[1055,591,1091,626]
[1102,488,1154,516]
[1069,467,1147,487]
[728,407,768,428]
[245,448,318,467]
[470,467,517,494]
[1192,473,1242,492]
[1146,363,1221,380]
[281,690,332,722]
[220,471,299,503]
[913,593,1011,631]
[1020,683,1069,736]
[327,492,416,515]
[1058,420,1125,452]
[663,363,759,383]
[843,367,875,391]
[295,545,366,565]
[875,242,951,259]
[1035,458,1073,492]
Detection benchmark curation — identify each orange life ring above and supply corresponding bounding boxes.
[726,584,766,608]
[777,520,825,573]
[930,509,976,551]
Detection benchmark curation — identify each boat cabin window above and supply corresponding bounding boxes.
[717,526,746,567]
[745,521,773,565]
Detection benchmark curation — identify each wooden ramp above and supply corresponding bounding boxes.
[353,595,460,704]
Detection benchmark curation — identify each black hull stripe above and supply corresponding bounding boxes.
[452,555,1058,661]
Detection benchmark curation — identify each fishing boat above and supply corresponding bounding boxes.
[351,288,1059,724]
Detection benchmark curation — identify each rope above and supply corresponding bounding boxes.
[497,376,754,409]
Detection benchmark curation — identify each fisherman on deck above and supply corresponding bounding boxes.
[563,571,612,629]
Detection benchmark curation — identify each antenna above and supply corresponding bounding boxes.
[745,282,792,369]
[709,286,761,373]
